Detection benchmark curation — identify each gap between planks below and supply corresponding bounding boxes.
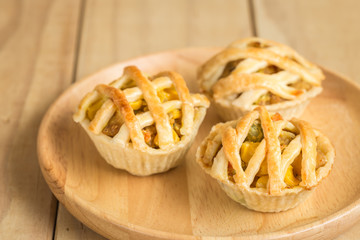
[248,0,258,36]
[52,0,87,239]
[71,0,87,84]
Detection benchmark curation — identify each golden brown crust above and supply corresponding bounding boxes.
[228,37,324,79]
[74,65,210,151]
[198,37,325,120]
[152,71,194,135]
[258,106,285,194]
[197,106,334,196]
[212,70,304,100]
[291,118,317,189]
[204,48,322,93]
[223,127,244,185]
[95,84,146,149]
[124,66,173,149]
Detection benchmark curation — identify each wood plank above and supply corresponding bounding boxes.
[55,205,107,240]
[75,0,253,80]
[55,0,252,239]
[254,0,360,84]
[0,0,82,239]
[336,223,360,240]
[253,0,360,239]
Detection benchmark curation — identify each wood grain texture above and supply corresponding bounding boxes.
[38,48,360,239]
[55,0,253,238]
[253,1,360,238]
[75,0,252,80]
[253,0,360,84]
[55,204,107,240]
[0,0,82,239]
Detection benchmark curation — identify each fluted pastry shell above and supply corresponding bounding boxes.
[80,108,206,176]
[196,108,334,212]
[217,180,313,212]
[73,66,209,176]
[198,37,325,121]
[196,126,313,213]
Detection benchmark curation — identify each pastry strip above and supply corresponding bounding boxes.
[258,107,285,194]
[291,119,317,189]
[124,66,174,149]
[153,71,194,135]
[95,84,147,149]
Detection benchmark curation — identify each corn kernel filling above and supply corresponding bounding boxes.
[86,81,183,149]
[227,117,303,189]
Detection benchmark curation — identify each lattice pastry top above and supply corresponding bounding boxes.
[73,66,209,151]
[198,37,325,112]
[197,106,334,195]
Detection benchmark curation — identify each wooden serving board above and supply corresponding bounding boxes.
[37,48,360,239]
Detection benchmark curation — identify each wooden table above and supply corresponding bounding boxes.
[1,0,359,239]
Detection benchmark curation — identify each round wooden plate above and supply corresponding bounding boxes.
[38,48,360,239]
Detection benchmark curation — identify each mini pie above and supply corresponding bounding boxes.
[198,37,325,121]
[196,106,334,212]
[73,66,209,176]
